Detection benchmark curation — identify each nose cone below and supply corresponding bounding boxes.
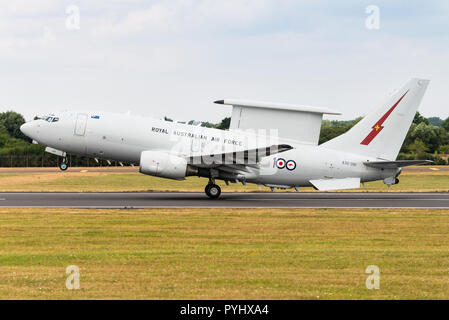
[20,122,34,138]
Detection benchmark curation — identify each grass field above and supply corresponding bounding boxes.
[0,168,448,300]
[0,167,448,192]
[0,208,448,299]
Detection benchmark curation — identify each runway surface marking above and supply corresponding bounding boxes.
[1,192,449,209]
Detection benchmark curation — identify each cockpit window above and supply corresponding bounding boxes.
[39,115,59,122]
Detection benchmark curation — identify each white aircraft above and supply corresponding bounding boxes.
[20,78,430,199]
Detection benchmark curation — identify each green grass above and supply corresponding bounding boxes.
[0,208,448,299]
[0,169,447,192]
[360,173,449,192]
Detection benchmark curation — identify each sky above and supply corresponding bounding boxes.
[0,0,448,122]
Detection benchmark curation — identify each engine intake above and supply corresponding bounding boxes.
[140,150,188,180]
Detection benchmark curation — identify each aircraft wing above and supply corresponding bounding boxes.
[363,160,433,169]
[187,144,293,167]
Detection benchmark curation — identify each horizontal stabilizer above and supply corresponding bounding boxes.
[310,178,360,191]
[364,160,433,169]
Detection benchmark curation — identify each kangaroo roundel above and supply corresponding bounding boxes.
[286,160,296,171]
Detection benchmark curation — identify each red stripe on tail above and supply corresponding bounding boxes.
[361,90,409,145]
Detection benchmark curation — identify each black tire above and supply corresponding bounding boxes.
[59,159,69,171]
[205,184,221,199]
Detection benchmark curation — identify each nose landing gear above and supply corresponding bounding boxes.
[205,179,221,199]
[59,157,69,171]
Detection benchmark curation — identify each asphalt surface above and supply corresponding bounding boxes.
[0,166,447,174]
[1,192,449,209]
[0,167,138,173]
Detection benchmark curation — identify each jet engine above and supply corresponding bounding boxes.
[139,150,189,180]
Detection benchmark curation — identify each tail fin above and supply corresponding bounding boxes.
[321,78,430,160]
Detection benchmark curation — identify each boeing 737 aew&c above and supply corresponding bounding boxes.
[20,78,431,199]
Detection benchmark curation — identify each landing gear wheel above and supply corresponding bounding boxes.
[205,184,221,199]
[59,157,69,171]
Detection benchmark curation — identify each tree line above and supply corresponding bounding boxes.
[1,110,448,166]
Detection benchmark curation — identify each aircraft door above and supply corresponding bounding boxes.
[324,161,334,178]
[74,113,88,136]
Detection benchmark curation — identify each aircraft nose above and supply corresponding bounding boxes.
[20,122,34,138]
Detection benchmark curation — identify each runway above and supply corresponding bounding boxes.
[0,165,446,174]
[1,192,449,209]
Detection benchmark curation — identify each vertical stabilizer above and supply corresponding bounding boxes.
[320,78,430,160]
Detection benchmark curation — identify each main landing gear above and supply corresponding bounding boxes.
[59,157,69,171]
[205,179,221,199]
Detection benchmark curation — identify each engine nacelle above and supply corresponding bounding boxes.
[139,150,188,180]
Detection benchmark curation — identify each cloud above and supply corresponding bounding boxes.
[90,0,277,38]
[0,0,447,122]
[0,0,62,16]
[92,4,177,37]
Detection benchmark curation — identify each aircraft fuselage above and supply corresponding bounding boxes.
[20,110,397,189]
